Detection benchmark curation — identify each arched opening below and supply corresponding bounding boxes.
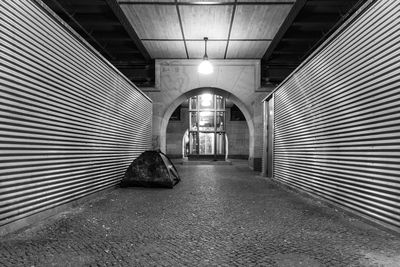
[166,93,229,160]
[163,88,253,162]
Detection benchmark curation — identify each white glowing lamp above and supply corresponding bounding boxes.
[198,59,213,74]
[198,37,213,75]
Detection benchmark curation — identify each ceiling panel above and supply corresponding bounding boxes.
[230,5,292,39]
[142,41,187,58]
[186,41,227,59]
[120,5,182,39]
[226,41,271,58]
[179,5,233,39]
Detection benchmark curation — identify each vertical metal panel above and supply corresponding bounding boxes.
[272,0,400,233]
[262,94,274,178]
[267,94,274,179]
[0,0,152,228]
[262,101,267,176]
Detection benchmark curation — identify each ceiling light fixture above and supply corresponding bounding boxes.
[198,37,213,75]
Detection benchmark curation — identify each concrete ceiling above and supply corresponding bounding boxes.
[118,0,293,59]
[41,0,363,86]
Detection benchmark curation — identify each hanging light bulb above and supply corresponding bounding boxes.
[198,37,213,74]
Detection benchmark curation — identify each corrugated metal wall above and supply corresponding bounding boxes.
[271,0,400,233]
[0,0,152,229]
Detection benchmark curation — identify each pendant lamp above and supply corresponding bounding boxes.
[198,37,213,74]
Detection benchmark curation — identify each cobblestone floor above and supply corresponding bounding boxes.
[1,163,400,266]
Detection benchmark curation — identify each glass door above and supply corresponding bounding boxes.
[188,93,226,160]
[199,132,215,155]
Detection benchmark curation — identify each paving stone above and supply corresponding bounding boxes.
[1,163,399,266]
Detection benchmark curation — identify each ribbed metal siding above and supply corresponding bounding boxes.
[273,0,400,233]
[0,0,152,228]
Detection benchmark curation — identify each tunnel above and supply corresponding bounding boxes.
[0,0,399,265]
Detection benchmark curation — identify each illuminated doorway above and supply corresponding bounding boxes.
[188,93,226,160]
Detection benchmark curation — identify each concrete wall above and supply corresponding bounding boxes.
[142,59,273,170]
[226,109,249,158]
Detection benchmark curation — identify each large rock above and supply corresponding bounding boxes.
[121,151,180,188]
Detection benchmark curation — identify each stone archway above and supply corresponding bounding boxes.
[145,59,269,170]
[160,87,255,161]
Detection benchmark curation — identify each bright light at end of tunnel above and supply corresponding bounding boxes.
[198,59,213,75]
[201,94,213,107]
